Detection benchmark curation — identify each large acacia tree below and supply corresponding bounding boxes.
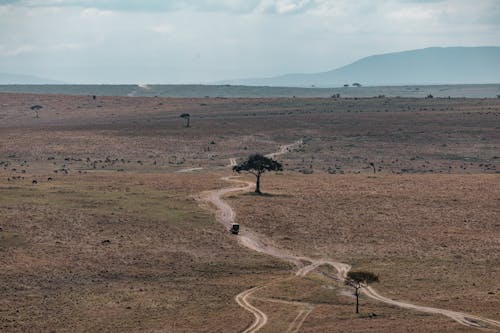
[232,154,283,194]
[345,271,379,314]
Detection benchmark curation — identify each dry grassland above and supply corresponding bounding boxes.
[1,93,499,174]
[0,172,289,332]
[228,173,500,328]
[1,92,499,332]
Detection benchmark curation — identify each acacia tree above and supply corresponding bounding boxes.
[232,154,283,194]
[180,113,190,127]
[345,271,379,314]
[369,162,376,174]
[30,105,43,118]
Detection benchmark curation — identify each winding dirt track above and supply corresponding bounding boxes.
[235,286,268,333]
[198,141,500,333]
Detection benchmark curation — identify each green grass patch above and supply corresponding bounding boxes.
[0,182,212,228]
[0,231,26,248]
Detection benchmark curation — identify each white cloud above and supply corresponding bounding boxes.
[24,0,66,5]
[0,44,34,56]
[151,24,175,35]
[253,0,315,14]
[275,0,312,14]
[3,0,319,14]
[0,0,499,83]
[0,42,83,56]
[388,7,436,21]
[49,42,83,51]
[80,7,112,18]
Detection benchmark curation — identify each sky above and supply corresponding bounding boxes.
[0,0,499,84]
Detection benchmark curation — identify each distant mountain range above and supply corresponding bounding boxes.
[0,73,64,84]
[219,47,500,87]
[3,47,500,87]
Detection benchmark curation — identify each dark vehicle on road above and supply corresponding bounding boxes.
[230,223,239,235]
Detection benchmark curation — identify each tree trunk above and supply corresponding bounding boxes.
[255,174,261,194]
[355,288,359,314]
[186,117,190,127]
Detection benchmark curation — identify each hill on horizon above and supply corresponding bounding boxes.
[3,47,500,87]
[219,46,500,87]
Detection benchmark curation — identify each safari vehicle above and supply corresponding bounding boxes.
[229,223,239,235]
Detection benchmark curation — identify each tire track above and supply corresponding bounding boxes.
[363,286,500,329]
[265,140,303,160]
[235,286,268,333]
[288,307,314,333]
[198,141,500,333]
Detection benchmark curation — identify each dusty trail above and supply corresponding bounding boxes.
[235,286,268,333]
[265,140,303,160]
[363,287,500,329]
[176,167,204,173]
[198,141,500,333]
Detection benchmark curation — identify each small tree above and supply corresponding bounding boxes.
[369,162,376,174]
[232,154,282,194]
[30,105,43,118]
[345,271,379,314]
[180,113,190,127]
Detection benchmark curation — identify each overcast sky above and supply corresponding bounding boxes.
[0,0,499,83]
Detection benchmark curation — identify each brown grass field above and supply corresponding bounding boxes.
[0,92,499,332]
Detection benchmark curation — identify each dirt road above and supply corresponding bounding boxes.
[234,286,269,333]
[265,140,303,160]
[363,286,500,330]
[198,142,500,332]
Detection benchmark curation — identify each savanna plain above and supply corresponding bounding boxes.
[0,92,499,332]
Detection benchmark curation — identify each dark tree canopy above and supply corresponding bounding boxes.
[369,162,376,174]
[180,113,190,127]
[345,271,379,314]
[30,105,43,118]
[233,154,283,175]
[347,271,379,284]
[232,154,283,194]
